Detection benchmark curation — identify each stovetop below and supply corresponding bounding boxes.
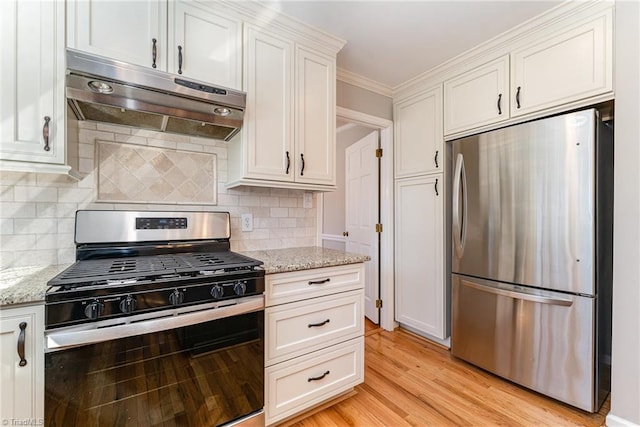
[48,251,263,289]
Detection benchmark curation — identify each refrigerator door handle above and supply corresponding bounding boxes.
[452,153,467,258]
[460,279,574,306]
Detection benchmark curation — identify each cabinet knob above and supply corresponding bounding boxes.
[342,231,349,237]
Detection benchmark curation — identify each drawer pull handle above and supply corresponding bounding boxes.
[308,319,330,328]
[308,370,330,382]
[308,278,330,285]
[17,322,27,367]
[43,116,51,151]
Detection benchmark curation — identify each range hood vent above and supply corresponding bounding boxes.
[66,49,246,141]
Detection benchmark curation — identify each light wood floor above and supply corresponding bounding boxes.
[288,321,609,426]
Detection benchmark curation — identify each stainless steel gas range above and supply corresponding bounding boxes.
[44,210,265,427]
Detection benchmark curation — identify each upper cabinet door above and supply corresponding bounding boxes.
[394,86,443,179]
[444,56,509,135]
[243,25,294,181]
[169,1,241,89]
[0,0,65,165]
[510,10,613,117]
[295,47,336,185]
[67,0,167,70]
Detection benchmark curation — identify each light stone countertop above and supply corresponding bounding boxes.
[240,246,370,274]
[0,247,369,307]
[0,265,70,307]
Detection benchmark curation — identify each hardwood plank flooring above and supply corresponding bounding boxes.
[289,321,609,426]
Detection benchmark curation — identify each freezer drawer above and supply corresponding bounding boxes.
[451,274,599,412]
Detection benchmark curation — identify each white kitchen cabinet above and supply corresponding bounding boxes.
[294,46,336,185]
[395,175,446,340]
[67,0,167,70]
[0,0,67,168]
[444,56,510,135]
[227,25,339,191]
[68,0,241,89]
[510,9,613,117]
[394,86,443,179]
[0,304,45,423]
[168,1,241,89]
[264,264,365,425]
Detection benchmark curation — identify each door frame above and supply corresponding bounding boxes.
[317,106,395,332]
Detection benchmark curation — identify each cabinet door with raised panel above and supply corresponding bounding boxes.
[510,10,613,117]
[395,174,446,339]
[0,0,65,165]
[394,86,443,179]
[295,46,336,186]
[169,1,241,89]
[242,25,294,181]
[67,0,166,70]
[0,305,44,422]
[444,56,509,135]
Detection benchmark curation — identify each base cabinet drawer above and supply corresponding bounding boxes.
[266,290,363,366]
[266,264,364,306]
[265,337,364,425]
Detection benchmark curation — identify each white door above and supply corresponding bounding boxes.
[169,1,241,89]
[345,131,379,323]
[243,25,294,181]
[295,46,336,185]
[67,0,167,70]
[395,174,445,339]
[0,0,66,165]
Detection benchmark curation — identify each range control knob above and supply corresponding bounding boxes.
[84,300,104,320]
[210,284,224,299]
[119,295,137,314]
[233,281,247,296]
[169,289,185,306]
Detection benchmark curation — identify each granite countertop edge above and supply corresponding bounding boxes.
[0,247,369,307]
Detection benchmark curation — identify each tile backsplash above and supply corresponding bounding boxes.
[0,122,317,269]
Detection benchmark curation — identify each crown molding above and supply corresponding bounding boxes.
[337,68,393,98]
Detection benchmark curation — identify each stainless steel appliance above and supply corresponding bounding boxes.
[66,49,246,141]
[44,210,265,426]
[450,108,613,412]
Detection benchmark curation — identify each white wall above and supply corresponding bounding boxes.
[337,80,393,120]
[609,0,640,425]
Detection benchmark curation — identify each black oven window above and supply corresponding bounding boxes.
[45,312,264,426]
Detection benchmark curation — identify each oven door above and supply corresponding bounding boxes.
[44,295,264,427]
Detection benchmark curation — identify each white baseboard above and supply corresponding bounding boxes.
[606,414,640,427]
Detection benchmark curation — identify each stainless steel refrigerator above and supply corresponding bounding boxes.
[450,108,613,412]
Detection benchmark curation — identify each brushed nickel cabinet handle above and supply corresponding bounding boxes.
[43,116,51,152]
[17,322,27,367]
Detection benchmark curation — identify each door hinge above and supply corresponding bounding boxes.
[375,299,383,308]
[375,148,383,158]
[375,223,383,233]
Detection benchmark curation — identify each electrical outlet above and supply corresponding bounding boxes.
[241,213,253,232]
[303,192,313,209]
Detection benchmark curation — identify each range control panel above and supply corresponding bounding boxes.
[136,217,188,230]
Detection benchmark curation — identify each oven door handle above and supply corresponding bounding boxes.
[45,295,264,352]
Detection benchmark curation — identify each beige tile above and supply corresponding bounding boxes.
[0,203,36,219]
[14,186,58,203]
[13,218,57,235]
[0,219,14,235]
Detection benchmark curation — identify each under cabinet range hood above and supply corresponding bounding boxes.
[66,49,245,141]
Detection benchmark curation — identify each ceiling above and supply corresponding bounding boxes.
[260,1,563,91]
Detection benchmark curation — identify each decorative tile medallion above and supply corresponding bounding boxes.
[96,141,217,205]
